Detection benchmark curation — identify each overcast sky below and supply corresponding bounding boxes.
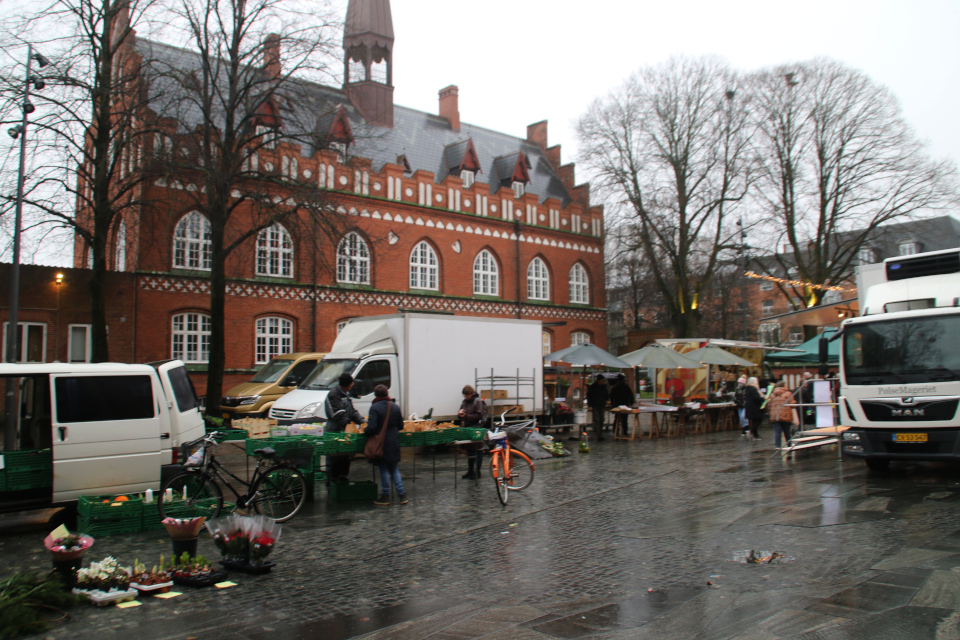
[391,0,960,172]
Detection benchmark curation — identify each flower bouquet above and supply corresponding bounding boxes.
[73,557,136,606]
[206,514,282,574]
[44,532,94,562]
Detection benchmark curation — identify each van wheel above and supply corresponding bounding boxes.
[865,459,890,472]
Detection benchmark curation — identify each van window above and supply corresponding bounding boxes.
[353,360,391,396]
[282,359,319,386]
[167,366,200,412]
[55,376,155,423]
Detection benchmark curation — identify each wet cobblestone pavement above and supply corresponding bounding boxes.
[4,431,960,639]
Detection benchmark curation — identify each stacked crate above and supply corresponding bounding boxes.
[1,449,53,492]
[77,494,144,537]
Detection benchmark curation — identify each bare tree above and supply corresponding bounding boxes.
[147,0,343,409]
[0,0,161,361]
[750,59,957,306]
[578,56,753,338]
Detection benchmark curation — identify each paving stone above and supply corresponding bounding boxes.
[910,570,960,609]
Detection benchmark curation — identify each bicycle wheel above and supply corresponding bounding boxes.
[506,450,535,491]
[251,465,307,522]
[493,452,509,505]
[158,472,223,520]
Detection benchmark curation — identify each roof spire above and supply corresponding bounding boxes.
[343,0,395,128]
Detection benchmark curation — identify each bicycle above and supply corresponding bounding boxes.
[158,432,310,523]
[488,410,536,505]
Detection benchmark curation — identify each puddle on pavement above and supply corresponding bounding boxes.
[732,550,794,564]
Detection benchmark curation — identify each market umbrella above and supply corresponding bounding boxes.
[618,344,703,403]
[543,343,634,369]
[684,346,757,367]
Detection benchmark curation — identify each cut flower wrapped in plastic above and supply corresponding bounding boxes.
[205,514,281,564]
[162,516,206,540]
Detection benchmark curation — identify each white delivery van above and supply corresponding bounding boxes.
[0,359,205,511]
[269,313,544,424]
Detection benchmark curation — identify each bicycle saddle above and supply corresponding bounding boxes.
[254,447,276,458]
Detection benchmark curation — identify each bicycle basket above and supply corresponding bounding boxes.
[180,439,209,466]
[273,444,316,468]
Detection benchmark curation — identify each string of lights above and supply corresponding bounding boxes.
[744,271,857,293]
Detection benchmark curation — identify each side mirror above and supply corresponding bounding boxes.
[281,376,300,387]
[818,335,829,365]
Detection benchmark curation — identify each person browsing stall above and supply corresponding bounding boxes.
[742,376,765,440]
[586,374,609,441]
[766,380,797,449]
[365,385,407,506]
[458,385,487,479]
[324,372,367,482]
[609,373,635,437]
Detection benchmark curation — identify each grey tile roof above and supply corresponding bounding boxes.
[135,38,576,207]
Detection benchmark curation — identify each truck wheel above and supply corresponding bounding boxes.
[865,459,890,472]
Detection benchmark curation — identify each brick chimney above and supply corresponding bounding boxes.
[264,33,281,79]
[527,120,548,150]
[439,85,460,131]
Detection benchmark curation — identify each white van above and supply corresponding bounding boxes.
[0,360,205,510]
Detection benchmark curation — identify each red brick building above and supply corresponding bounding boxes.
[56,0,606,397]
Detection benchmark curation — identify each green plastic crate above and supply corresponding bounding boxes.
[78,494,144,520]
[2,449,52,472]
[4,469,52,491]
[463,427,485,441]
[329,480,378,502]
[219,428,248,441]
[0,473,6,492]
[78,516,142,537]
[399,432,426,447]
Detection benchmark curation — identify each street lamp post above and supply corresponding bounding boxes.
[4,45,49,450]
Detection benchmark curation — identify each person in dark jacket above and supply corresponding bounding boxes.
[586,374,609,441]
[459,385,487,479]
[364,385,406,506]
[324,373,366,482]
[608,373,635,437]
[742,376,765,440]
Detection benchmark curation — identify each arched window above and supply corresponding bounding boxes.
[409,241,439,290]
[256,223,294,278]
[115,219,127,272]
[173,212,212,270]
[171,312,211,363]
[569,263,589,304]
[473,250,499,296]
[255,317,293,364]
[571,331,590,347]
[527,257,550,301]
[337,232,370,284]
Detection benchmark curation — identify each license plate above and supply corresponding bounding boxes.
[893,433,928,442]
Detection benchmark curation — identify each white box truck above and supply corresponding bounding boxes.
[269,313,544,424]
[838,248,960,470]
[0,360,205,511]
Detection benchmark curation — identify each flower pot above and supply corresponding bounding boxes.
[172,536,199,559]
[51,558,82,590]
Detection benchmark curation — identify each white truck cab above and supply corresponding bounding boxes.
[0,360,205,510]
[839,249,960,470]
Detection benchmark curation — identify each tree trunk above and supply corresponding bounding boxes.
[205,220,227,415]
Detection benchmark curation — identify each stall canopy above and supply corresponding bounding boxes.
[544,343,634,369]
[619,343,704,369]
[767,329,839,364]
[684,346,757,367]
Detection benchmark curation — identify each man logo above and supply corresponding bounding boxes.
[891,409,925,417]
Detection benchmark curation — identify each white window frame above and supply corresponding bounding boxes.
[569,263,589,305]
[461,170,475,189]
[758,323,781,347]
[256,223,294,278]
[542,331,552,357]
[409,241,439,290]
[67,324,92,363]
[255,316,293,364]
[512,181,525,199]
[2,322,47,363]
[759,280,774,291]
[858,248,876,264]
[898,241,918,256]
[823,289,842,305]
[256,124,277,150]
[571,331,590,347]
[761,300,774,316]
[337,232,371,284]
[787,331,804,345]
[171,313,211,363]
[173,211,212,271]
[331,141,347,164]
[473,250,499,296]
[527,257,550,301]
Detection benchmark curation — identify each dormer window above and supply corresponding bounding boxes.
[256,125,277,150]
[858,248,875,264]
[512,181,525,199]
[898,241,919,256]
[461,170,475,189]
[331,141,347,164]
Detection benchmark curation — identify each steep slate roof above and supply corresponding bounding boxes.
[135,38,576,208]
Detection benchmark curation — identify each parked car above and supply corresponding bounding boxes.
[219,352,325,421]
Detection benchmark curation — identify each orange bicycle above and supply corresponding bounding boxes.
[488,410,536,505]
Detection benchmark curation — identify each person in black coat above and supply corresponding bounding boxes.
[586,374,609,441]
[742,376,765,440]
[324,373,367,482]
[608,373,635,437]
[364,384,406,506]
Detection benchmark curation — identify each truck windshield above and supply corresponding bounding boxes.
[300,359,359,390]
[250,359,295,383]
[844,315,960,384]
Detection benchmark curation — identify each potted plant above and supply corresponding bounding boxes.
[43,531,94,590]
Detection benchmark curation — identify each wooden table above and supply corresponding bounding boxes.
[610,407,641,441]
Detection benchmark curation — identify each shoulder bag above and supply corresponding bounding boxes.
[364,401,391,463]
